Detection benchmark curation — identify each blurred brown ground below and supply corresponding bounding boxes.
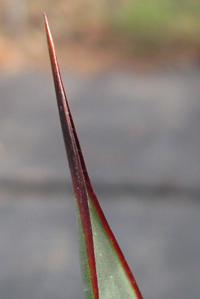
[1,0,200,75]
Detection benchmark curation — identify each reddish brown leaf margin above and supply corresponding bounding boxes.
[44,13,143,299]
[44,13,99,299]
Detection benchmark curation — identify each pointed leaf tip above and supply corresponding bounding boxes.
[44,14,99,299]
[44,14,143,299]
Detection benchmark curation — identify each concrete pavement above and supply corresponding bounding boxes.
[0,68,200,298]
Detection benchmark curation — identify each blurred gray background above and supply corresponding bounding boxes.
[0,1,200,299]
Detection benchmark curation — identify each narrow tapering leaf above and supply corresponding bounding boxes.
[44,13,98,299]
[44,13,143,299]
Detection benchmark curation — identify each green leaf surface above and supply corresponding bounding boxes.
[88,199,139,299]
[75,201,94,299]
[44,13,143,299]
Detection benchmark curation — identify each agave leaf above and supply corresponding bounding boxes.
[44,13,143,299]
